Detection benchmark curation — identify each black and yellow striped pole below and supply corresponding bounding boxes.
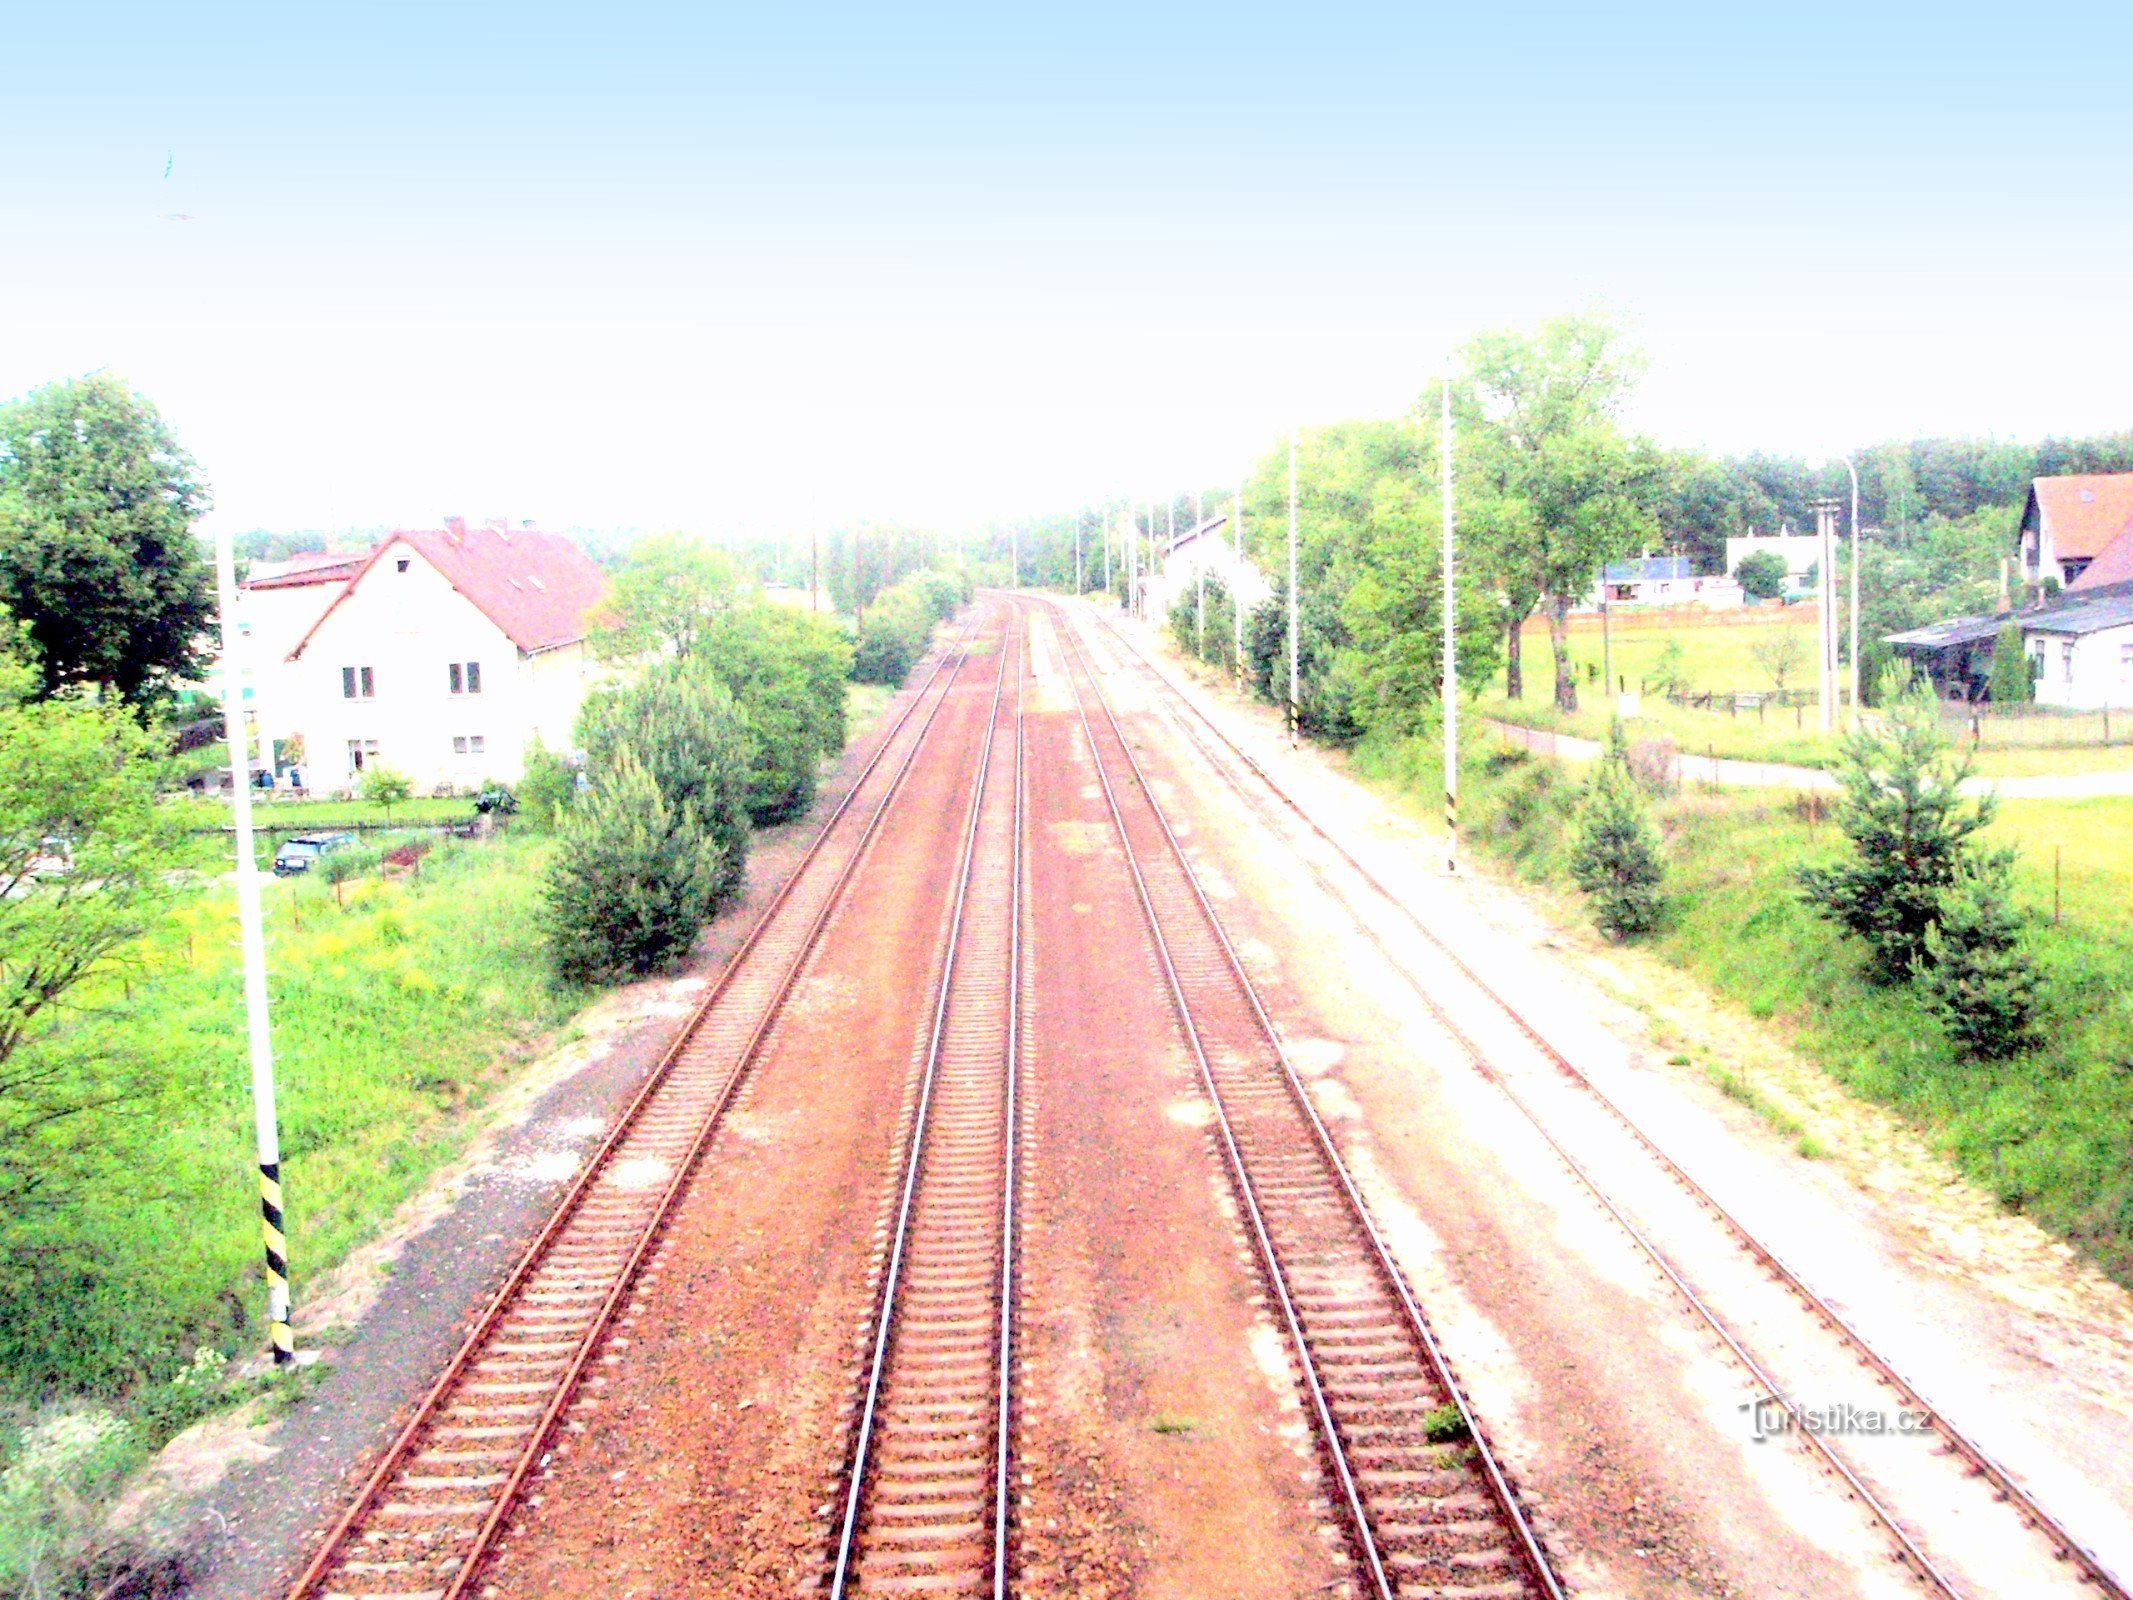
[215,523,295,1365]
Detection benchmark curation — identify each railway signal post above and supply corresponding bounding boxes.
[213,521,294,1365]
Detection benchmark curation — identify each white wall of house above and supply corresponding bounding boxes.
[286,547,597,793]
[1146,534,1272,625]
[2027,621,2133,710]
[233,580,349,755]
[1725,530,1822,580]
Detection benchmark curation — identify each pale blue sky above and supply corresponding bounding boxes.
[3,2,2128,536]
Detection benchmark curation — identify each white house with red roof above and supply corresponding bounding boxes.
[265,517,609,792]
[2019,473,2133,588]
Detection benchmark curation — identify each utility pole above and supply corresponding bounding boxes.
[1814,500,1837,734]
[810,527,820,612]
[1233,480,1246,683]
[1011,522,1019,591]
[1441,371,1459,873]
[1844,457,1862,723]
[1104,509,1112,594]
[1074,510,1083,596]
[1287,431,1300,740]
[214,524,293,1366]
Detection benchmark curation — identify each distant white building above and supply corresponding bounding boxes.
[2024,582,2133,710]
[254,518,610,794]
[1725,526,1822,582]
[1586,555,1743,610]
[1143,514,1272,622]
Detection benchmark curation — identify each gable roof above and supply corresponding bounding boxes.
[243,550,369,590]
[1165,514,1230,556]
[2029,474,2133,563]
[288,521,609,661]
[2070,525,2133,591]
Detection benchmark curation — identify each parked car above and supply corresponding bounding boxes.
[272,832,357,876]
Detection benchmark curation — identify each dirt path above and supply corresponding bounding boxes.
[1092,600,2133,1590]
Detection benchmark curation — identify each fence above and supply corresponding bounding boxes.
[1938,703,2129,750]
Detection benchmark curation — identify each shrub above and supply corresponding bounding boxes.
[578,662,751,900]
[358,764,413,820]
[544,750,726,982]
[853,587,932,687]
[1985,620,2032,705]
[1735,549,1787,600]
[1568,723,1665,939]
[518,736,578,831]
[696,604,855,824]
[1797,703,1993,982]
[1921,849,2045,1059]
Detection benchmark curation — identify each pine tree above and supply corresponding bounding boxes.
[544,750,725,982]
[1985,620,2032,705]
[1798,703,1992,982]
[1569,722,1665,938]
[1921,849,2044,1059]
[578,661,752,900]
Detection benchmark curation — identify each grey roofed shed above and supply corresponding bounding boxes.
[1885,611,2008,650]
[2019,578,2133,636]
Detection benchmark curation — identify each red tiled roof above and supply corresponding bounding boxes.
[2033,474,2133,562]
[2071,524,2133,590]
[288,522,609,660]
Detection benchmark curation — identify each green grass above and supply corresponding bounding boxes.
[0,833,583,1590]
[1517,605,1820,696]
[158,793,473,830]
[1474,689,1843,769]
[1355,730,2133,1287]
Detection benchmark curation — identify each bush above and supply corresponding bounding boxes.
[1798,703,1993,982]
[853,587,932,687]
[357,764,413,820]
[1735,549,1787,600]
[544,750,726,982]
[578,662,751,901]
[696,604,855,824]
[1986,619,2032,705]
[518,737,578,831]
[1568,723,1665,939]
[1921,849,2044,1059]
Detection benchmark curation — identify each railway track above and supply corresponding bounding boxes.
[284,616,984,1600]
[1041,598,1563,1600]
[823,605,1026,1597]
[1072,598,2131,1600]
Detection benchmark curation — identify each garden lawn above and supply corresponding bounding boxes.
[158,793,472,830]
[1516,603,1821,696]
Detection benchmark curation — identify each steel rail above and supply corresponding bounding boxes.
[286,613,983,1600]
[1039,596,1564,1600]
[1079,600,2129,1599]
[829,603,1024,1599]
[991,607,1025,1600]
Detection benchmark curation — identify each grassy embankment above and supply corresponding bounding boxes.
[0,831,579,1589]
[1350,730,2133,1289]
[1493,606,2133,776]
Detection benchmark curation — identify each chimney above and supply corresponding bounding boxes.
[444,514,467,541]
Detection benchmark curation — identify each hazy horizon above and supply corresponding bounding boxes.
[7,3,2129,540]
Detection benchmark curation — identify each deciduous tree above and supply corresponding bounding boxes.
[0,375,213,704]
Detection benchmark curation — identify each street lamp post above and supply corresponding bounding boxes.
[1233,479,1246,683]
[1841,457,1862,721]
[1440,370,1458,873]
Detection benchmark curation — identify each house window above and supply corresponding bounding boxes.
[341,665,375,699]
[346,738,380,774]
[2062,643,2076,683]
[396,557,411,573]
[452,735,487,756]
[2121,643,2133,684]
[448,661,483,694]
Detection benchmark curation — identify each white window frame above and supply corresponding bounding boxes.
[341,665,375,700]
